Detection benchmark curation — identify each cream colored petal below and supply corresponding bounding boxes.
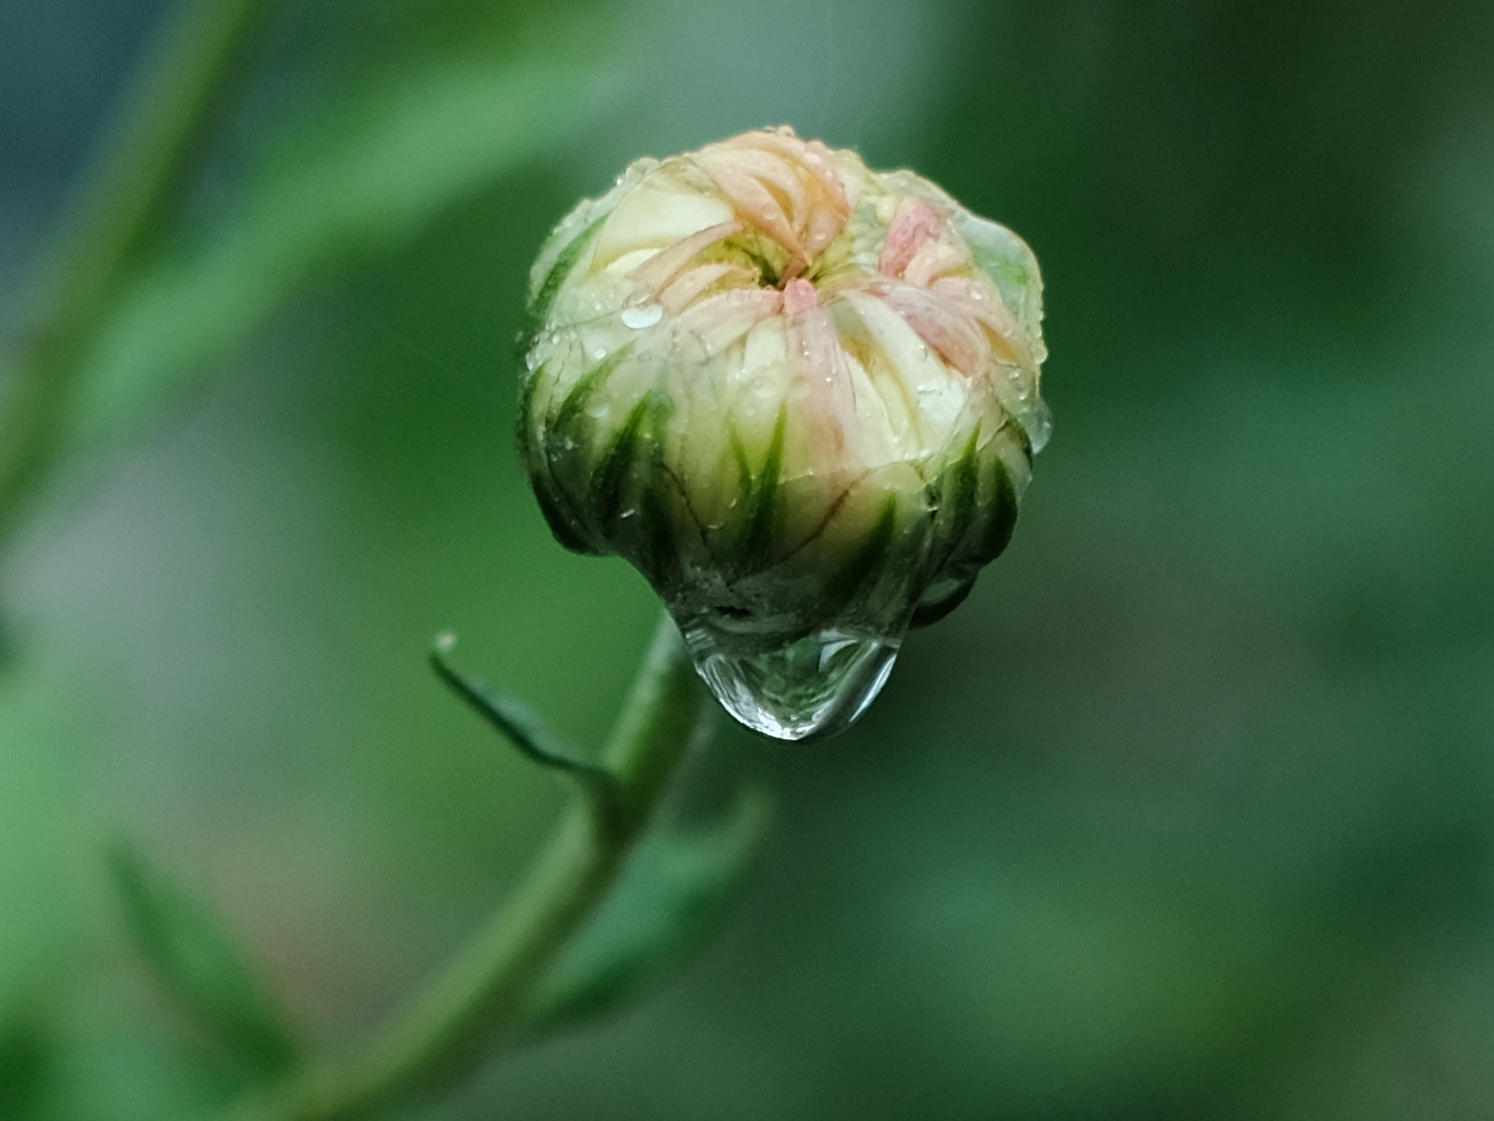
[842,290,966,454]
[591,175,735,270]
[632,220,741,289]
[659,262,756,315]
[670,288,784,362]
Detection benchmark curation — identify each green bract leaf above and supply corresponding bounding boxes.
[524,786,772,1035]
[67,53,612,459]
[105,841,298,1078]
[429,632,622,828]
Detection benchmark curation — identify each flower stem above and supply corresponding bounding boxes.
[232,613,709,1121]
[0,0,281,552]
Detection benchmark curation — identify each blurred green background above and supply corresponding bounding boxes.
[4,0,1494,1117]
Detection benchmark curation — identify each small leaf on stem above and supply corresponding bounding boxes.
[430,632,622,829]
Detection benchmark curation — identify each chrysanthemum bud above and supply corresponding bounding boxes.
[518,127,1048,741]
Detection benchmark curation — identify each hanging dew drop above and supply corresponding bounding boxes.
[683,625,901,741]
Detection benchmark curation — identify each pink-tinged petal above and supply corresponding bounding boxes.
[790,303,855,472]
[902,241,967,287]
[695,159,804,262]
[800,198,850,262]
[876,283,990,380]
[659,262,756,315]
[725,132,855,259]
[672,287,783,357]
[783,277,820,314]
[704,147,808,223]
[741,133,852,211]
[879,199,947,279]
[930,277,1027,363]
[634,220,741,290]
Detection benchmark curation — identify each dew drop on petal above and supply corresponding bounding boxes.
[621,302,664,329]
[1024,401,1054,453]
[684,625,900,741]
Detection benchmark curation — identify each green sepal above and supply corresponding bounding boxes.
[924,424,981,578]
[636,481,682,595]
[521,362,604,556]
[516,213,606,360]
[909,572,980,629]
[738,407,787,570]
[549,341,637,448]
[814,495,899,620]
[105,841,299,1079]
[728,428,752,502]
[521,786,772,1036]
[589,395,652,531]
[635,394,684,593]
[514,360,546,465]
[906,427,986,630]
[972,457,1019,565]
[532,473,605,556]
[944,425,982,547]
[1001,408,1034,466]
[538,343,639,554]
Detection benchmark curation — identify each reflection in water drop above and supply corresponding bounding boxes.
[684,626,900,741]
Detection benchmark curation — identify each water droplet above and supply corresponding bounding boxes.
[1023,402,1054,453]
[750,376,776,399]
[592,347,607,360]
[685,626,900,741]
[621,302,663,329]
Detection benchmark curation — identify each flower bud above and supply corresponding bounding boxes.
[518,127,1048,740]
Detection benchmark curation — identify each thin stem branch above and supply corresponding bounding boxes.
[233,613,709,1121]
[0,0,282,552]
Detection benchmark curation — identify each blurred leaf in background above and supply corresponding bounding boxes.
[105,839,298,1078]
[67,48,612,466]
[3,0,1494,1118]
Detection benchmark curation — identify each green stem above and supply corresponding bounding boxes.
[0,0,281,552]
[234,613,708,1121]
